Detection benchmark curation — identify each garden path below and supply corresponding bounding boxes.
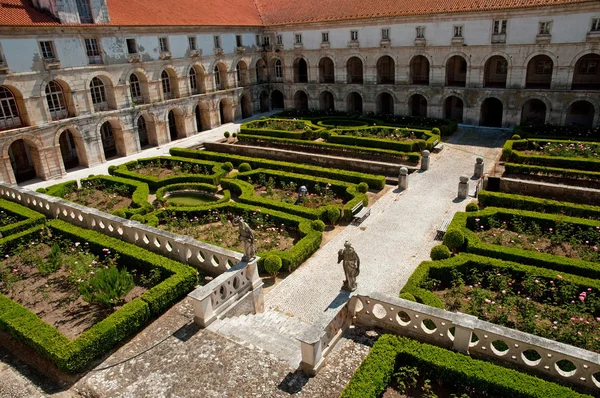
[264,127,510,323]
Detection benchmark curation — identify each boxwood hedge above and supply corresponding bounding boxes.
[169,148,386,189]
[327,126,438,152]
[0,199,45,237]
[446,207,600,279]
[504,162,600,181]
[341,334,589,398]
[240,118,323,139]
[109,156,226,189]
[0,219,197,374]
[503,139,600,172]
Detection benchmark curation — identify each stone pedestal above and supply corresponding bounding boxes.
[398,167,408,190]
[421,150,430,171]
[474,157,484,178]
[458,175,469,199]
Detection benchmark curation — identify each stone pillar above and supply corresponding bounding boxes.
[474,157,484,178]
[452,313,478,354]
[421,150,430,171]
[398,167,408,190]
[0,156,15,184]
[458,175,469,199]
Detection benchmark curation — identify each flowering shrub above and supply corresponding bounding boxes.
[0,209,19,227]
[527,141,600,159]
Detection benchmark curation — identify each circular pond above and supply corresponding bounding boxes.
[163,191,221,206]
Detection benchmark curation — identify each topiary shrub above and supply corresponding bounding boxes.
[264,255,282,277]
[238,162,252,172]
[399,292,416,302]
[443,229,465,252]
[327,206,341,225]
[224,131,230,138]
[36,187,47,194]
[311,219,325,232]
[112,209,127,219]
[222,162,234,172]
[130,214,145,223]
[430,244,451,260]
[465,202,479,212]
[357,182,368,193]
[232,132,238,138]
[144,214,159,227]
[108,165,116,174]
[511,134,521,140]
[431,127,441,135]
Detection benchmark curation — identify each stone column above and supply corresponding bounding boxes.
[421,150,430,171]
[0,156,15,184]
[398,167,408,190]
[474,157,484,178]
[458,175,469,199]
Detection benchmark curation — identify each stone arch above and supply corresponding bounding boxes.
[270,57,284,81]
[4,135,44,183]
[520,98,548,126]
[480,97,504,127]
[444,53,469,87]
[346,91,363,113]
[565,100,596,127]
[346,56,364,84]
[0,85,29,129]
[41,77,76,120]
[319,90,335,111]
[409,54,430,85]
[570,51,600,90]
[376,92,394,115]
[54,126,88,169]
[376,55,395,84]
[293,90,309,111]
[259,90,269,112]
[166,107,186,141]
[483,53,510,89]
[218,97,235,124]
[197,100,213,130]
[88,74,117,112]
[127,69,151,105]
[160,67,180,99]
[254,58,267,84]
[318,56,335,83]
[271,89,284,109]
[408,93,428,117]
[213,61,229,90]
[240,92,253,118]
[524,51,557,89]
[235,60,250,87]
[188,62,207,94]
[293,57,309,83]
[443,95,464,123]
[134,112,159,148]
[96,117,126,160]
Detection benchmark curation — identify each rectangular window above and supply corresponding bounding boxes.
[591,18,600,32]
[76,0,93,23]
[493,19,507,34]
[322,32,329,43]
[295,34,302,45]
[350,30,358,41]
[416,26,425,39]
[539,21,552,35]
[536,60,553,74]
[381,29,390,40]
[188,36,197,50]
[276,35,283,45]
[40,41,55,60]
[263,36,270,46]
[126,38,137,54]
[236,35,243,47]
[214,35,221,49]
[159,37,169,52]
[256,34,260,46]
[453,25,463,38]
[85,38,102,64]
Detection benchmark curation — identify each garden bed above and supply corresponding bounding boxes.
[0,199,46,238]
[503,139,600,173]
[327,126,438,152]
[240,118,322,140]
[514,124,600,140]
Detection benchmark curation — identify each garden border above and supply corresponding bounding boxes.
[503,139,600,173]
[0,198,46,238]
[240,118,324,139]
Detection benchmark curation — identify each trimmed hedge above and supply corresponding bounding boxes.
[109,156,226,190]
[0,199,45,237]
[0,219,197,373]
[169,148,386,189]
[514,124,600,140]
[43,175,153,218]
[446,207,600,280]
[237,134,422,163]
[328,126,438,152]
[240,118,323,139]
[225,169,368,221]
[503,139,600,173]
[504,162,600,181]
[478,190,600,220]
[342,334,589,398]
[153,202,322,273]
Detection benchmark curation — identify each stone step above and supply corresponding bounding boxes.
[207,309,312,368]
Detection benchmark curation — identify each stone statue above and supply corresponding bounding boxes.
[233,216,254,262]
[296,185,308,205]
[338,241,360,292]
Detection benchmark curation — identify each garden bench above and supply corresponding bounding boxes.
[435,218,452,240]
[433,142,444,152]
[351,201,371,226]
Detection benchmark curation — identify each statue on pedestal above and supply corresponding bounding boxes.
[233,216,254,262]
[338,241,360,292]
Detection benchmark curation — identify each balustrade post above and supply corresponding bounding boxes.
[452,313,478,354]
[246,259,264,313]
[189,292,216,327]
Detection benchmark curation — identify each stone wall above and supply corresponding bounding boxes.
[496,177,600,205]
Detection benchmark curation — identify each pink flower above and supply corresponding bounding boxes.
[12,268,18,274]
[535,279,539,284]
[502,290,506,294]
[549,280,554,284]
[594,246,598,252]
[484,299,491,303]
[553,326,557,330]
[579,296,586,302]
[557,274,563,279]
[553,321,558,325]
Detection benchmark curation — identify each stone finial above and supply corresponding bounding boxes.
[458,175,469,199]
[474,157,484,178]
[421,150,431,171]
[398,167,408,190]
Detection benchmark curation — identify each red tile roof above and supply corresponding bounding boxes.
[255,0,596,26]
[0,0,595,27]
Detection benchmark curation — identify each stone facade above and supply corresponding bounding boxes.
[0,1,598,184]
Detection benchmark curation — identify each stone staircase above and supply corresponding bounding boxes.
[207,309,313,368]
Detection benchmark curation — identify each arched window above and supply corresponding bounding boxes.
[189,68,198,94]
[130,74,143,104]
[90,77,107,111]
[100,121,116,159]
[0,86,21,130]
[214,65,222,90]
[275,60,283,79]
[45,81,68,120]
[161,70,172,99]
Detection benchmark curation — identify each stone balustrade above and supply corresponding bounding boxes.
[0,183,241,275]
[301,291,600,391]
[188,259,263,327]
